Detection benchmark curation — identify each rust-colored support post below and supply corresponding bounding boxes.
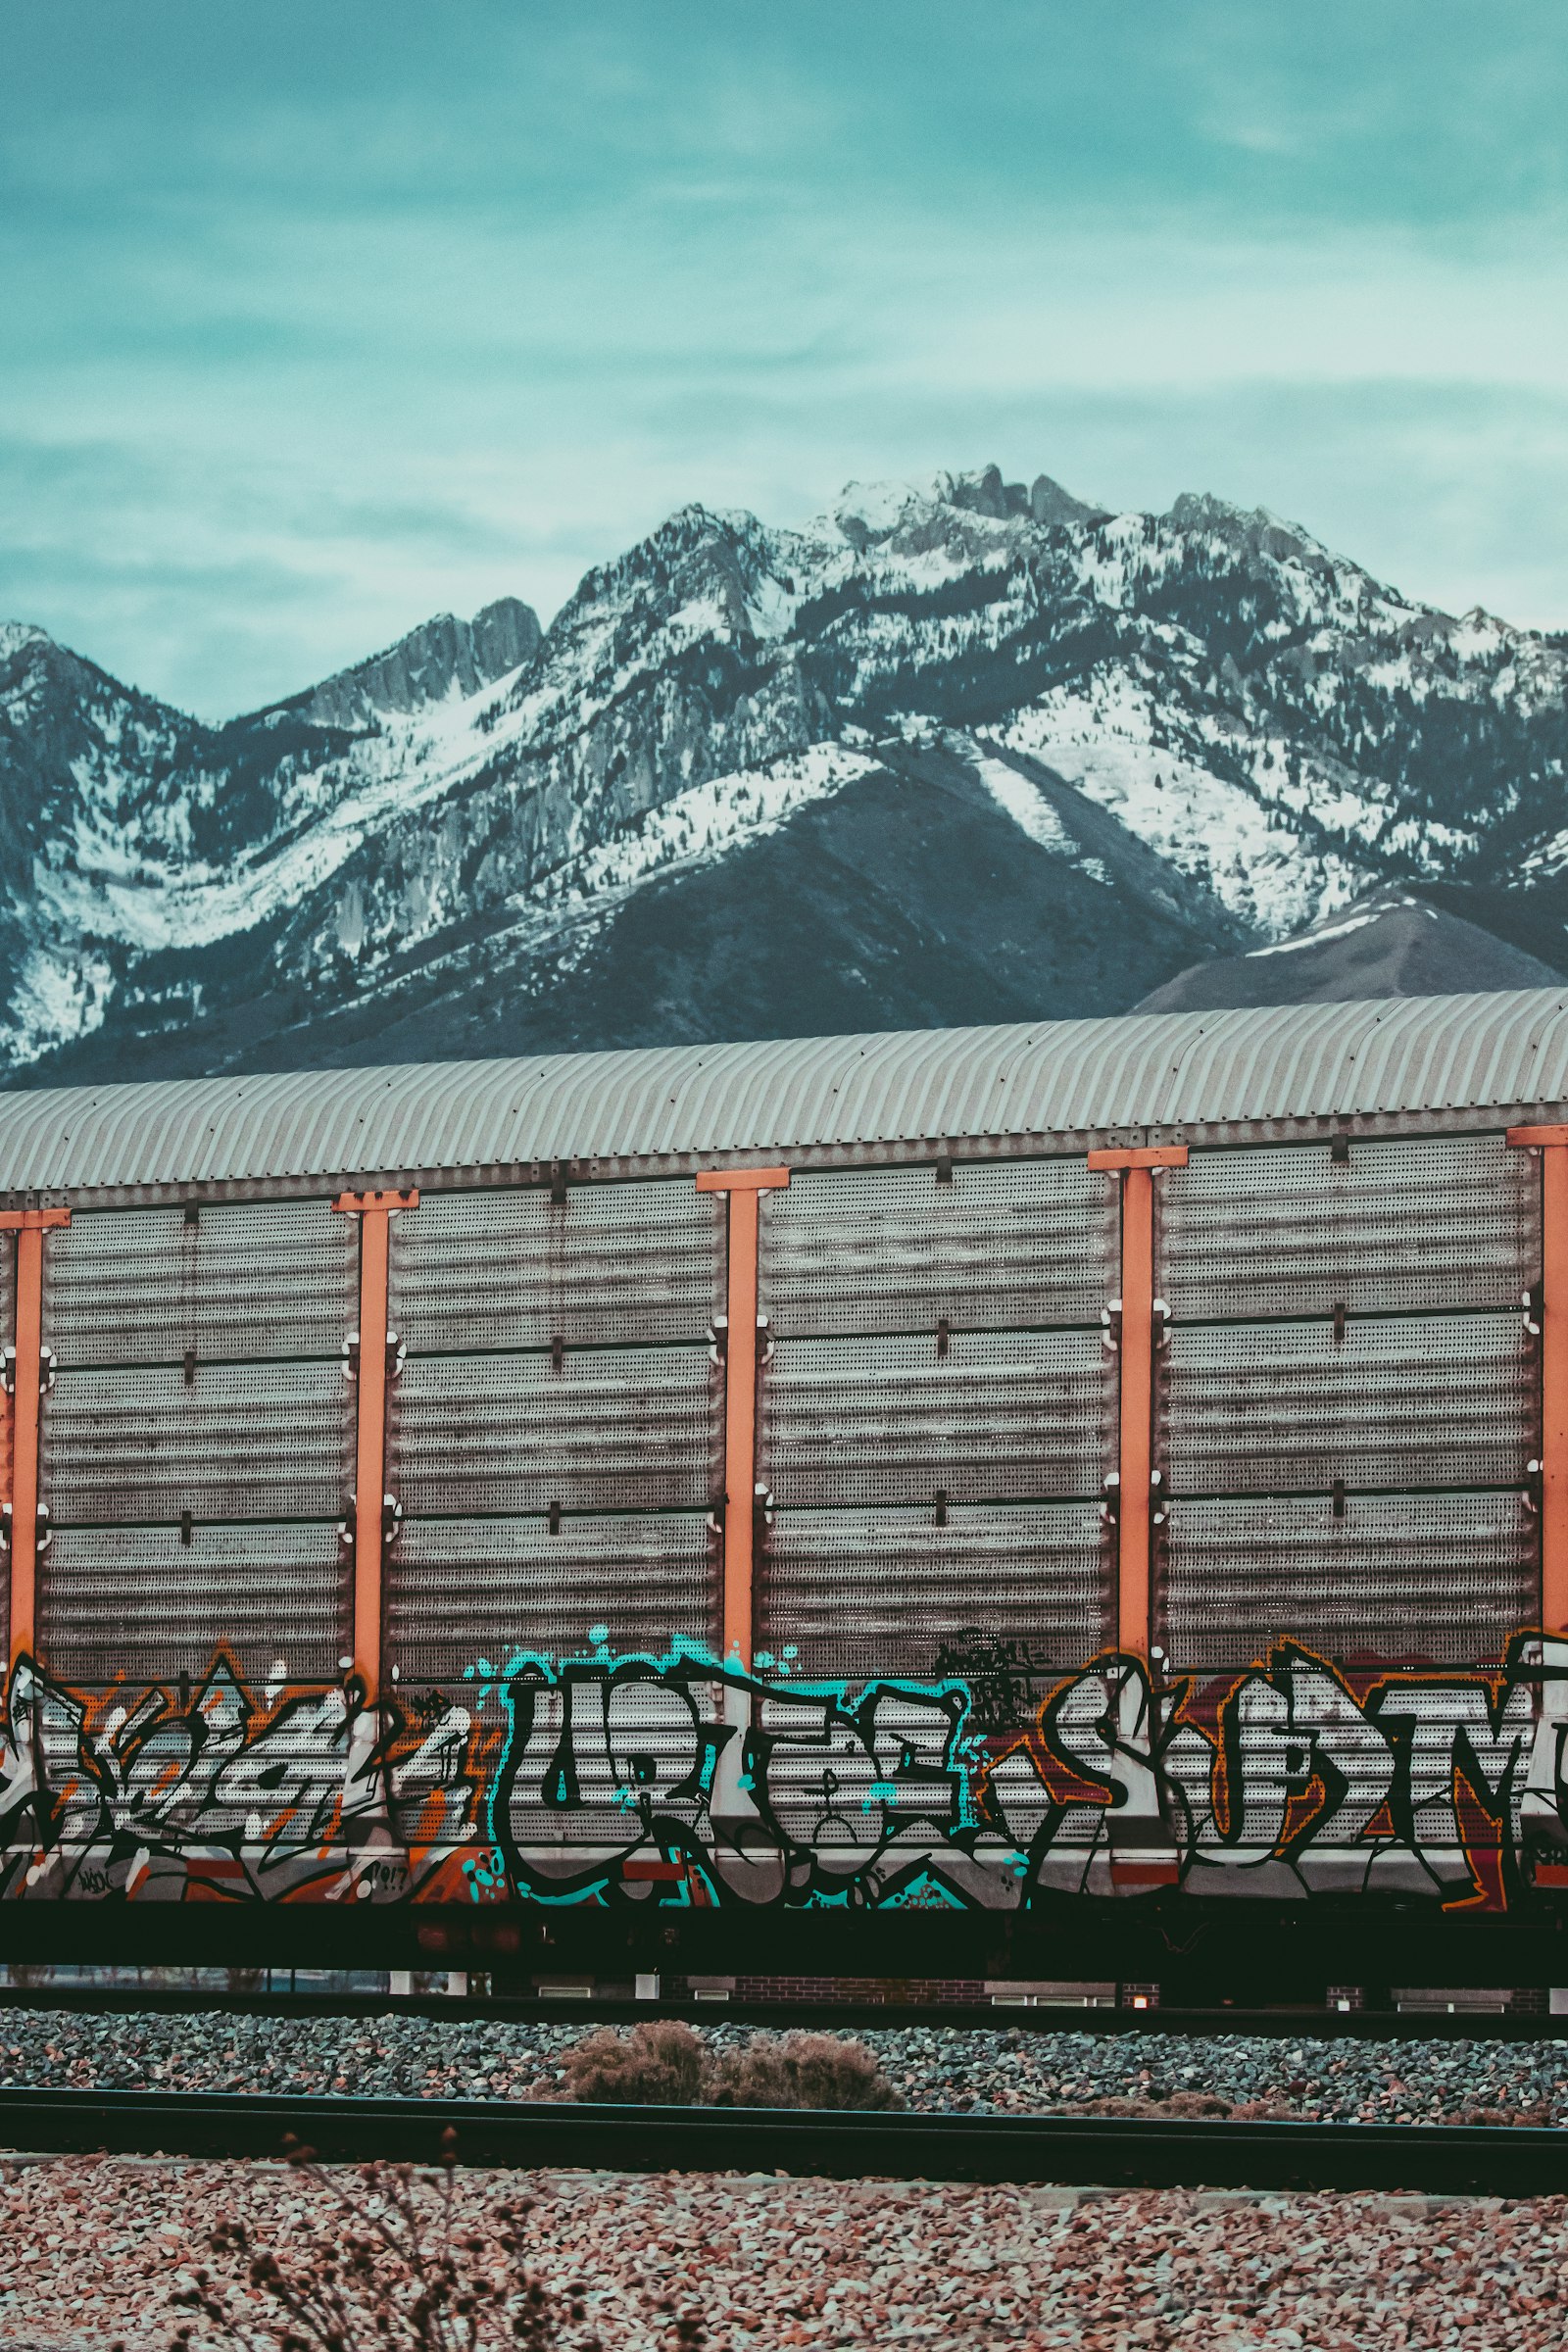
[1508,1126,1568,1633]
[1086,1147,1188,1658]
[695,1166,790,1670]
[0,1205,71,1668]
[333,1189,418,1700]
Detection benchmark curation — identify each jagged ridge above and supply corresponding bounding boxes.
[2,461,1565,1085]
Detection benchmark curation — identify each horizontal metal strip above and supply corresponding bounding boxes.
[395,1339,718,1361]
[1151,1482,1531,1503]
[1161,1301,1536,1331]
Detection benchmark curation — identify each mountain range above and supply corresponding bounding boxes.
[3,460,1567,1093]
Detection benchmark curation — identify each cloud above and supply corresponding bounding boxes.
[2,0,1566,713]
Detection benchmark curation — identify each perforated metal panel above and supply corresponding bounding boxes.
[1160,1313,1533,1494]
[40,1521,349,1686]
[1159,1136,1537,1322]
[42,1362,353,1524]
[386,1512,718,1682]
[390,1347,720,1516]
[1157,1492,1538,1670]
[0,1228,12,1641]
[760,1331,1112,1507]
[758,1501,1111,1686]
[760,1158,1114,1337]
[43,1201,354,1366]
[391,1181,723,1352]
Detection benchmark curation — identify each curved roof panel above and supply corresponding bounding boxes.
[0,988,1565,1194]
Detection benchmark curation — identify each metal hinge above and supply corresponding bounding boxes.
[709,1316,728,1365]
[1101,1470,1120,1526]
[342,1329,406,1381]
[1102,1300,1122,1353]
[1525,1283,1544,1338]
[757,1313,774,1366]
[5,1346,54,1397]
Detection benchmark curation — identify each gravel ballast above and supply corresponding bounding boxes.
[0,2008,1565,2125]
[1,2156,1567,2350]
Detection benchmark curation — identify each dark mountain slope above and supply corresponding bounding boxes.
[24,742,1235,1081]
[1138,891,1565,1012]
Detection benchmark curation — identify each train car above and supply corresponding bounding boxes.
[1,989,1567,1997]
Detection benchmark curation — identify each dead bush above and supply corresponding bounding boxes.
[1157,2089,1234,2119]
[564,2020,708,2106]
[170,2131,646,2351]
[709,2031,905,2112]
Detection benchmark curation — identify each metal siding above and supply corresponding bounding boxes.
[757,1500,1111,1684]
[760,1158,1115,1337]
[1157,1492,1539,1669]
[5,989,1568,1195]
[0,1230,12,1639]
[390,1181,722,1352]
[41,1361,353,1524]
[1159,1136,1539,1321]
[42,1200,354,1366]
[39,1521,348,1686]
[1159,1313,1534,1494]
[760,1330,1113,1507]
[389,1347,720,1516]
[385,1512,718,1682]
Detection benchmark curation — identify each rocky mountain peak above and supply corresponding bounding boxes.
[277,594,541,731]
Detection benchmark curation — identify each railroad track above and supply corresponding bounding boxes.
[0,2087,1564,2195]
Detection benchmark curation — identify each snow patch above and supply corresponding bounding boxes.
[536,741,874,912]
[965,750,1075,852]
[998,670,1370,938]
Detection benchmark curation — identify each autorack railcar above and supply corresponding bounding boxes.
[1,990,1566,1995]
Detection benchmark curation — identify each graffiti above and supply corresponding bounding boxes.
[0,1634,1565,1909]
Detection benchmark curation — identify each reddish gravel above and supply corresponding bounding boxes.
[1,2156,1567,2350]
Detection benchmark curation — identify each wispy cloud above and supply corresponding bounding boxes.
[1,0,1565,715]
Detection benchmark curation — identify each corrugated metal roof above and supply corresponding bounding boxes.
[1,989,1566,1195]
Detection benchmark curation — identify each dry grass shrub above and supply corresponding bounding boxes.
[709,2031,906,2111]
[563,2021,708,2105]
[168,2131,707,2351]
[564,2024,903,2111]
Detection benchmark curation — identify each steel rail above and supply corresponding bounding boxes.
[0,2086,1564,2194]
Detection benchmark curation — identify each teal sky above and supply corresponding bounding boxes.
[3,0,1566,717]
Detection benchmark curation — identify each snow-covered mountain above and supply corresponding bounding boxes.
[3,462,1567,1088]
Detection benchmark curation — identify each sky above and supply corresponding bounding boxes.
[2,0,1566,718]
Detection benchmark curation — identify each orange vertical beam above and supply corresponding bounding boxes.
[333,1189,417,1699]
[1508,1126,1568,1633]
[0,1205,71,1668]
[695,1166,789,1670]
[1087,1147,1187,1658]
